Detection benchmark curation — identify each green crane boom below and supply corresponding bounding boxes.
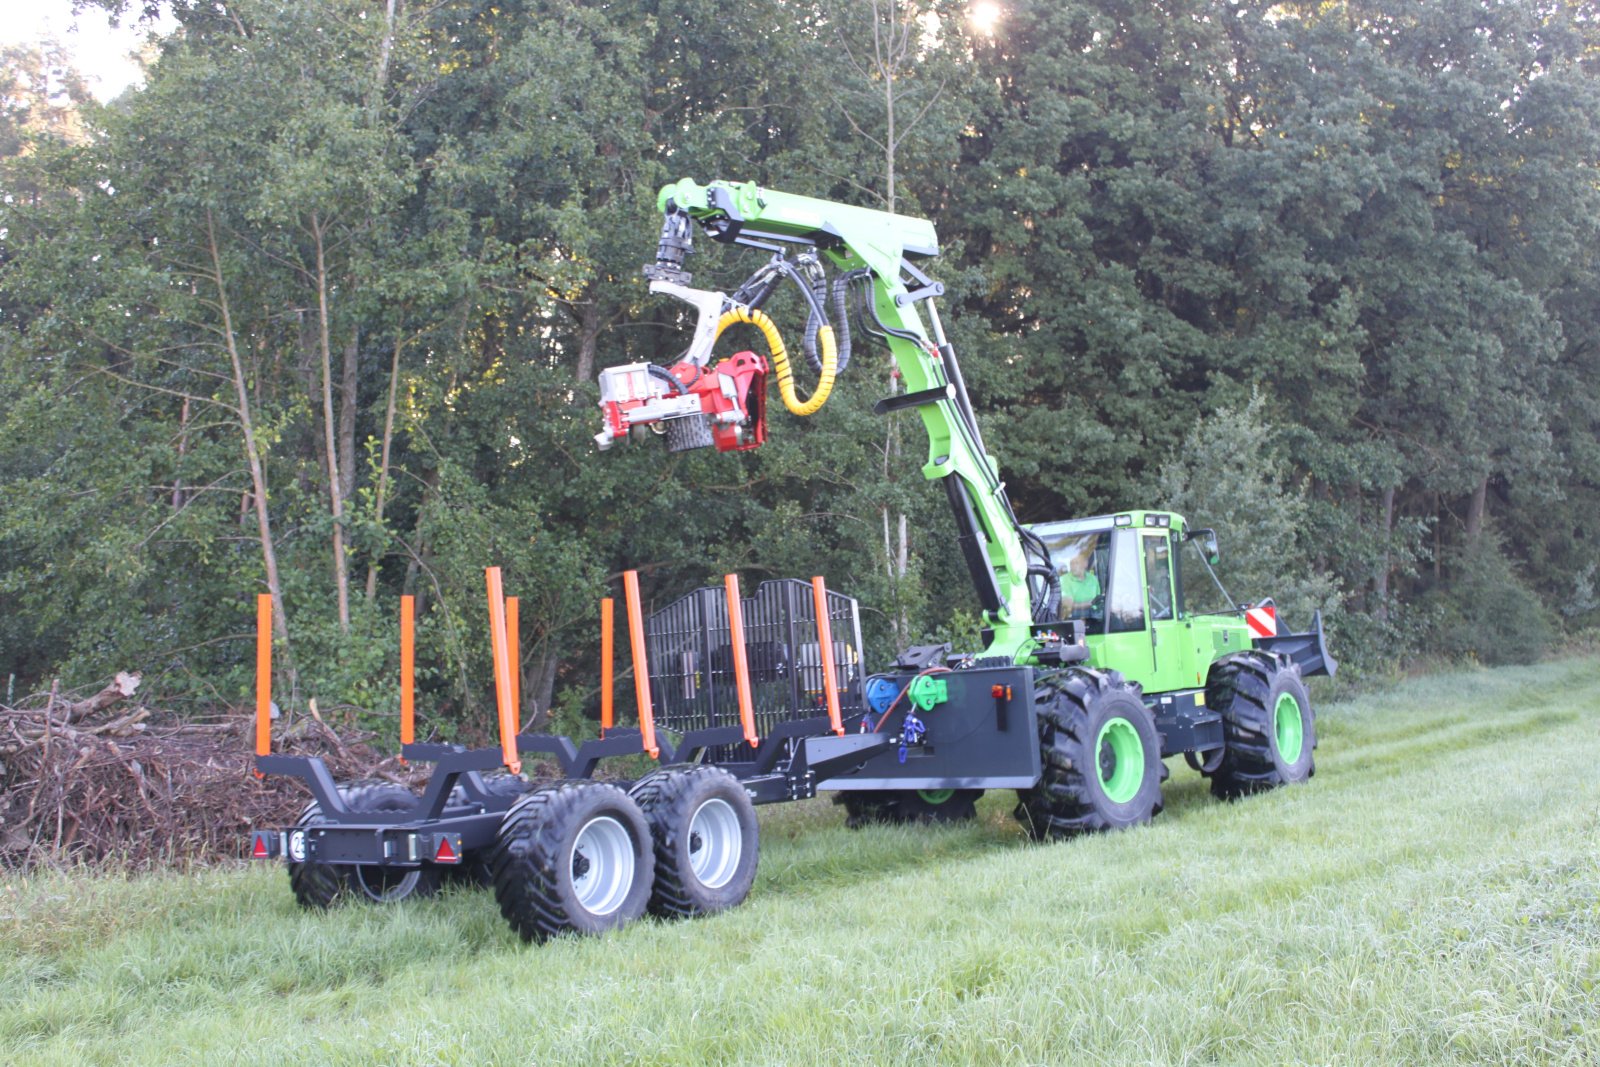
[595,179,1056,662]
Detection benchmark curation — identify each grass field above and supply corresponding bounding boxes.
[4,657,1599,1066]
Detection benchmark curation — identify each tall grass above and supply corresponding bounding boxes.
[4,657,1598,1065]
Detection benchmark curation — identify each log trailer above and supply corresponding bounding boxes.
[249,180,1336,943]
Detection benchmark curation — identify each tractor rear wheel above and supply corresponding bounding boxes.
[488,781,654,943]
[1013,668,1163,841]
[835,789,983,827]
[630,766,759,918]
[1207,651,1315,799]
[288,782,442,907]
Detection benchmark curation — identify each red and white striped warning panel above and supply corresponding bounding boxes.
[1245,605,1277,638]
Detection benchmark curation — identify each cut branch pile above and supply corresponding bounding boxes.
[0,673,411,872]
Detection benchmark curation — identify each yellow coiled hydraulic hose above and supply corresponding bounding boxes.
[715,306,836,417]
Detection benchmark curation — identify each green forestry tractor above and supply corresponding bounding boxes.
[250,179,1335,942]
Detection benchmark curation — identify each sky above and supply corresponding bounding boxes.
[2,2,175,102]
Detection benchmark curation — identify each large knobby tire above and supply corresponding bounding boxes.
[287,800,345,909]
[1207,651,1315,800]
[834,788,983,828]
[630,766,760,919]
[288,782,442,908]
[488,781,654,943]
[1013,668,1164,841]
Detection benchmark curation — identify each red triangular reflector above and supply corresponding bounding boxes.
[435,836,458,863]
[252,833,270,859]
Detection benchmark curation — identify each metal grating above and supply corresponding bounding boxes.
[644,579,866,746]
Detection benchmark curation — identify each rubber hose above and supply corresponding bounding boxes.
[645,363,683,393]
[830,274,853,375]
[802,274,828,373]
[716,306,836,416]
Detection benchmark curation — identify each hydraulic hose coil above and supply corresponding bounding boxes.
[717,306,836,416]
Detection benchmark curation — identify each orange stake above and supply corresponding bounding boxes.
[600,597,615,735]
[254,594,272,776]
[622,570,659,759]
[724,574,758,747]
[484,568,522,775]
[506,596,521,726]
[812,577,845,736]
[400,595,415,752]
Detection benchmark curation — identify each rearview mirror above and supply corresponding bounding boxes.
[1187,527,1220,566]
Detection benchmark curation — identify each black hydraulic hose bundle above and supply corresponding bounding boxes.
[829,273,855,375]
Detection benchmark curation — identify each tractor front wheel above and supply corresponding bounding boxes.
[1206,651,1315,799]
[1013,668,1163,841]
[488,781,654,942]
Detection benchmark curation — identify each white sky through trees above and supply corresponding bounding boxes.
[2,2,173,102]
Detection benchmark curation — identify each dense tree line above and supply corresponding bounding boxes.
[2,0,1596,736]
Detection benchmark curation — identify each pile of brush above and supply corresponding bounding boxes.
[0,673,406,871]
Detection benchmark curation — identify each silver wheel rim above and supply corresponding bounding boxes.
[354,866,421,902]
[571,815,635,916]
[687,798,742,890]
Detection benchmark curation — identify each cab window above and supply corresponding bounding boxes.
[1107,529,1146,634]
[1143,534,1174,621]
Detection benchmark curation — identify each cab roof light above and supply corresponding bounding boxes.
[1114,514,1132,526]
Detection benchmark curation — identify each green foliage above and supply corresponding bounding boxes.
[3,0,1600,721]
[1156,391,1340,625]
[1424,526,1555,667]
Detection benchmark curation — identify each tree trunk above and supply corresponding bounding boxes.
[339,327,359,503]
[312,213,351,633]
[206,210,291,653]
[1465,476,1488,543]
[575,298,603,384]
[172,397,189,511]
[1375,485,1395,622]
[529,645,560,731]
[366,332,406,601]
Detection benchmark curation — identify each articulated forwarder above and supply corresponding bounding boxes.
[249,180,1335,943]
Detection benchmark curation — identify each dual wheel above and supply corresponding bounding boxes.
[487,766,759,943]
[289,782,444,908]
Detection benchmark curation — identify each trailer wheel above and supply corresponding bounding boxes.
[1013,668,1163,841]
[1207,651,1315,799]
[446,773,532,888]
[287,800,346,909]
[287,782,441,907]
[835,789,983,827]
[630,766,759,918]
[488,781,654,942]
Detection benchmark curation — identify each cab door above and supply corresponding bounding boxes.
[1141,530,1191,694]
[1094,528,1155,690]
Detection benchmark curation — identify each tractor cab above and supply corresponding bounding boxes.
[1029,511,1251,697]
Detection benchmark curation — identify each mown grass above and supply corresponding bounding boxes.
[4,657,1599,1066]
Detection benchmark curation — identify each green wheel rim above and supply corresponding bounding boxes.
[917,789,956,805]
[1095,717,1144,805]
[1274,692,1304,764]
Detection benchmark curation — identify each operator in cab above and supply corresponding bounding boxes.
[1059,553,1100,616]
